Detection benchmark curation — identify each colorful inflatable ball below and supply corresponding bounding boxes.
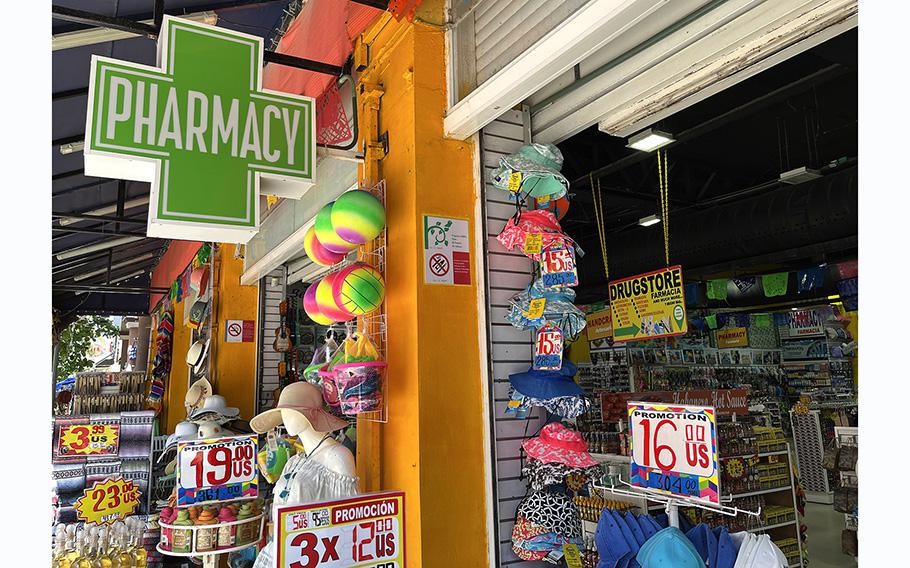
[316,272,356,322]
[332,263,386,316]
[331,190,386,245]
[303,283,334,325]
[314,202,357,254]
[304,227,346,267]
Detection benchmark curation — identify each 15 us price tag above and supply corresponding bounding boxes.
[277,492,406,568]
[540,245,578,287]
[533,324,563,370]
[627,402,720,504]
[177,434,258,506]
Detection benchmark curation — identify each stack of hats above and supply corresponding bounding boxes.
[490,143,571,207]
[596,507,786,568]
[512,423,603,563]
[509,361,591,419]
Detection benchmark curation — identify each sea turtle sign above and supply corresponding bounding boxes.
[84,16,315,243]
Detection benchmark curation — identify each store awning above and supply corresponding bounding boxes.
[240,150,360,285]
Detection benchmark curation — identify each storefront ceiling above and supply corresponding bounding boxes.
[52,0,294,315]
[556,29,857,301]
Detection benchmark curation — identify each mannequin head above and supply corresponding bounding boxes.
[280,409,314,437]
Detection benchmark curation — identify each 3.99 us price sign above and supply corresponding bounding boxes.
[277,492,406,568]
[57,422,120,458]
[628,402,720,504]
[177,434,258,506]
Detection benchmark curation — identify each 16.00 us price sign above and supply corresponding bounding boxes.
[277,492,405,568]
[627,402,720,504]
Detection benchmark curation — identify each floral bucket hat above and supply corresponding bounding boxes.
[490,143,570,200]
[522,422,598,468]
[497,209,574,261]
[507,279,587,341]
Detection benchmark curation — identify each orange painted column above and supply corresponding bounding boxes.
[355,2,491,566]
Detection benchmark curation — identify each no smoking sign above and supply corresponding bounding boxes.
[225,320,255,343]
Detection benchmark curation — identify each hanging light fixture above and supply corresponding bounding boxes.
[638,214,661,227]
[626,128,674,152]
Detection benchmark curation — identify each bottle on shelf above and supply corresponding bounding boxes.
[93,527,115,568]
[128,519,147,568]
[72,530,94,568]
[53,524,72,568]
[65,524,80,563]
[113,523,134,568]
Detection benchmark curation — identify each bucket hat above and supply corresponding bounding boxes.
[522,422,598,468]
[496,209,574,261]
[636,527,705,568]
[189,395,240,424]
[509,360,583,400]
[516,491,583,539]
[491,143,570,199]
[250,381,349,434]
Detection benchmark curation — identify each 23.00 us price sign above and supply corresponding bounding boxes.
[627,402,720,504]
[277,492,406,568]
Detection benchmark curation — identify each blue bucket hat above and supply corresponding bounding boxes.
[490,143,570,199]
[595,508,633,568]
[713,526,737,568]
[637,527,706,568]
[509,360,584,399]
[686,524,718,567]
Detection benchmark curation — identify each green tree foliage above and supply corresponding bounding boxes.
[56,316,119,380]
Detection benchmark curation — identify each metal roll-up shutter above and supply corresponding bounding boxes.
[480,108,549,567]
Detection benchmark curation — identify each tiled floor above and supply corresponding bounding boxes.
[802,503,857,567]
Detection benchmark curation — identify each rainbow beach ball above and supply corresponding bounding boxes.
[303,283,334,325]
[304,227,346,267]
[331,263,385,316]
[331,190,386,245]
[316,272,355,322]
[315,203,357,254]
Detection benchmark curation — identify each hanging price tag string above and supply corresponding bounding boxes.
[656,149,670,266]
[589,173,610,281]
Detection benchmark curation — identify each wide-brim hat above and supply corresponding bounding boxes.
[185,378,213,414]
[189,394,240,424]
[509,360,584,399]
[491,143,569,198]
[522,422,597,468]
[188,300,210,328]
[159,421,199,460]
[637,527,705,568]
[250,381,349,434]
[186,339,210,375]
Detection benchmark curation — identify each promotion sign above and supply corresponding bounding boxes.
[56,422,120,459]
[786,309,825,338]
[540,245,578,287]
[716,327,749,348]
[177,434,258,506]
[533,324,563,370]
[585,308,614,341]
[609,266,688,342]
[277,491,406,568]
[74,477,141,525]
[628,402,720,504]
[84,16,316,243]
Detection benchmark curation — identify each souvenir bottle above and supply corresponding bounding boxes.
[72,531,94,568]
[93,528,114,568]
[113,525,134,568]
[65,524,79,563]
[53,525,72,568]
[128,521,147,568]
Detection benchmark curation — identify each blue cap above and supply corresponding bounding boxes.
[637,514,659,541]
[595,508,633,568]
[686,524,718,567]
[624,512,646,547]
[637,527,706,568]
[611,509,640,568]
[713,526,736,568]
[509,360,584,399]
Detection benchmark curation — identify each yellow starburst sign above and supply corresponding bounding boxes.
[74,477,141,525]
[57,423,120,457]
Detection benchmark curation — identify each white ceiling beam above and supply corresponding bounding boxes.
[443,0,671,140]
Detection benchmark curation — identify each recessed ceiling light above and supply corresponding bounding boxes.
[638,214,661,227]
[627,128,674,152]
[779,166,822,184]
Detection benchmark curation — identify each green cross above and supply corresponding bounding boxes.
[84,16,315,243]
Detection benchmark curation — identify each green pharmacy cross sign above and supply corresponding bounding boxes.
[84,16,316,243]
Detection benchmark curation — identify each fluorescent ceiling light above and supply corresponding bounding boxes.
[73,253,155,281]
[52,11,217,51]
[626,128,674,152]
[779,166,822,184]
[56,236,145,261]
[638,214,661,227]
[110,270,147,284]
[58,197,150,226]
[59,141,85,155]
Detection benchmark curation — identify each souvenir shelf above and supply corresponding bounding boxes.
[835,427,858,556]
[790,410,832,504]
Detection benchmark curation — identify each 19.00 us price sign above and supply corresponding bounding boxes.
[628,403,720,504]
[277,492,406,568]
[177,434,258,506]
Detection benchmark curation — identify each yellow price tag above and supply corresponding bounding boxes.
[507,399,522,409]
[524,233,542,254]
[74,477,141,525]
[508,171,522,192]
[563,543,583,568]
[525,298,546,319]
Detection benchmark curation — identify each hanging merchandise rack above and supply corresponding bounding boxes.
[790,409,833,504]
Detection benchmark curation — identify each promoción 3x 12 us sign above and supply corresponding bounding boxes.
[84,16,316,243]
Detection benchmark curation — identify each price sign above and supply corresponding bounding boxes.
[277,491,406,568]
[523,233,542,255]
[57,422,120,458]
[533,324,563,370]
[563,543,583,568]
[540,245,578,287]
[627,402,720,504]
[177,434,258,506]
[507,171,522,193]
[524,298,546,320]
[74,477,141,525]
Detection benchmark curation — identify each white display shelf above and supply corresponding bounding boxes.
[719,450,789,460]
[157,514,264,557]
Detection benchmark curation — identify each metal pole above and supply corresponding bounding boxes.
[52,5,158,37]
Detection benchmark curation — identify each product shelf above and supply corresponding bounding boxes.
[719,450,789,460]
